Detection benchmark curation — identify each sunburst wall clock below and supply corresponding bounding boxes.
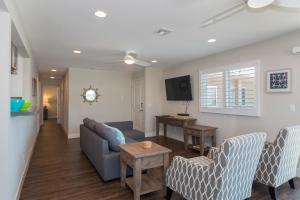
[80,85,101,105]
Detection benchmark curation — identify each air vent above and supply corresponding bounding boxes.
[155,28,173,36]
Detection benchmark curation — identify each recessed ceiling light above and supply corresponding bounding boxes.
[50,77,55,79]
[51,69,57,72]
[208,38,217,43]
[151,60,157,63]
[73,50,81,54]
[94,10,107,18]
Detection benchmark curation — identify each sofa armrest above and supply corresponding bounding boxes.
[80,125,109,155]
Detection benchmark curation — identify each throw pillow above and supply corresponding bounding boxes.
[83,118,97,131]
[95,123,125,151]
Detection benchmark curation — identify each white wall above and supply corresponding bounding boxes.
[0,11,12,200]
[162,30,300,173]
[67,68,132,138]
[0,0,41,199]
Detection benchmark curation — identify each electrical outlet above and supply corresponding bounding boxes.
[290,104,296,112]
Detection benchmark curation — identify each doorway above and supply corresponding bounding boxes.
[132,78,145,131]
[43,85,60,123]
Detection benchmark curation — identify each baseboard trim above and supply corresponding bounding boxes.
[297,168,300,178]
[68,133,80,139]
[15,132,39,200]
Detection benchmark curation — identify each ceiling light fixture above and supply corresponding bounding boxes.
[94,10,107,18]
[73,50,81,54]
[124,56,135,65]
[155,28,173,36]
[247,0,274,8]
[50,77,55,79]
[151,60,157,63]
[208,38,217,43]
[51,69,57,72]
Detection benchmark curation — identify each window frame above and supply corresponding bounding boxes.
[199,60,261,117]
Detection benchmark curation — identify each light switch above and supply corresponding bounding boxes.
[290,104,296,112]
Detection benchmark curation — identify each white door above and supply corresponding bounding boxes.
[132,78,145,131]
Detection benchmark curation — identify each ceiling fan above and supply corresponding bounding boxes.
[201,0,300,27]
[96,51,151,67]
[123,51,151,67]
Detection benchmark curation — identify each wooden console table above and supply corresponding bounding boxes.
[183,125,217,155]
[156,115,197,138]
[120,142,171,200]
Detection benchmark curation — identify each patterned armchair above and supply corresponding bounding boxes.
[255,125,300,200]
[166,132,266,200]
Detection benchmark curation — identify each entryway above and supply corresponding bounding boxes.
[42,85,61,124]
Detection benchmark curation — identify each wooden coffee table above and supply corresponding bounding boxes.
[120,142,172,200]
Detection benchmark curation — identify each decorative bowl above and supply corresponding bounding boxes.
[11,99,25,112]
[143,141,152,149]
[20,100,32,112]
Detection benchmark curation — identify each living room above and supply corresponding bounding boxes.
[1,0,300,200]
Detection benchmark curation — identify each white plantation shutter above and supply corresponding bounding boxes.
[200,72,224,108]
[226,67,256,109]
[200,61,260,116]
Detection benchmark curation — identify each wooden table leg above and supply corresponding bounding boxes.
[212,130,217,147]
[163,123,167,138]
[120,158,127,188]
[133,159,142,200]
[184,132,189,150]
[199,133,204,156]
[163,153,170,195]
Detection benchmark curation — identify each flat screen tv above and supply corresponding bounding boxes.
[165,75,192,101]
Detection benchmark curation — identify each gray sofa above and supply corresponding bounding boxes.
[80,120,145,181]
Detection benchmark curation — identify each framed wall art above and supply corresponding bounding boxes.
[267,69,291,93]
[11,43,18,74]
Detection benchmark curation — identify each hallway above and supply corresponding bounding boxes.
[20,120,300,200]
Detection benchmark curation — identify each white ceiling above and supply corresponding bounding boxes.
[14,0,300,78]
[0,0,7,11]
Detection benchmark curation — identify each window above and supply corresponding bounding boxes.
[200,61,260,116]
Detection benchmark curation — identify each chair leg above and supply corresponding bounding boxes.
[289,179,295,189]
[166,187,173,200]
[268,186,278,200]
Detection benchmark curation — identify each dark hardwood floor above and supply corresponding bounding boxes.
[21,119,300,200]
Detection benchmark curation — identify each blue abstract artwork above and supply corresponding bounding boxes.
[270,72,288,89]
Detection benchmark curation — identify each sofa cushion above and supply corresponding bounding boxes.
[95,123,125,152]
[105,121,133,131]
[83,118,97,131]
[123,129,145,141]
[94,122,106,138]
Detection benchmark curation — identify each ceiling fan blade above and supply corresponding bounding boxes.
[273,0,300,8]
[134,59,151,67]
[200,2,247,27]
[247,0,274,8]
